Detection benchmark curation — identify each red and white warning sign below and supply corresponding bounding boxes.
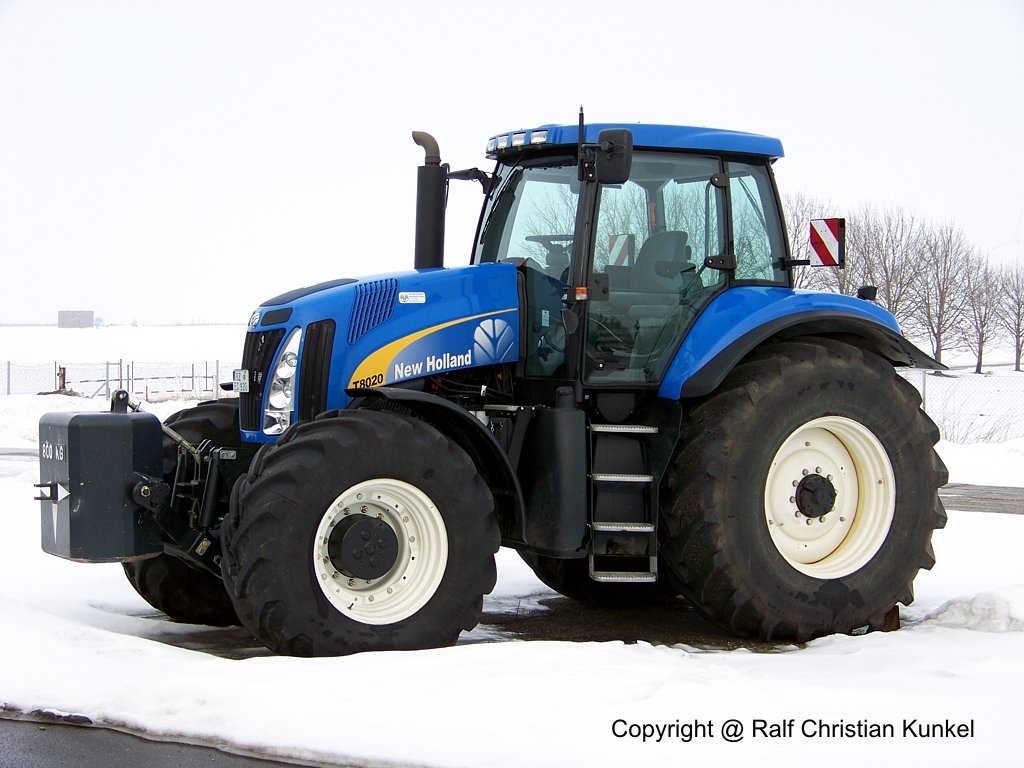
[608,234,636,266]
[809,218,846,267]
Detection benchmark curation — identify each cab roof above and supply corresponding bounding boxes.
[486,123,784,160]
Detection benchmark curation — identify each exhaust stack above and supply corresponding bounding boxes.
[412,131,446,270]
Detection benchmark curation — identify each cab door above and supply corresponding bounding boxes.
[584,153,728,385]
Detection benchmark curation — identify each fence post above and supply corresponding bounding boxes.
[920,369,927,412]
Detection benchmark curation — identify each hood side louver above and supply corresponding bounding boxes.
[348,279,399,345]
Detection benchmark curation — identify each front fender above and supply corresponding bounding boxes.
[346,387,526,546]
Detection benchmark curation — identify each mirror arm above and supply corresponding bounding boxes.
[447,167,494,195]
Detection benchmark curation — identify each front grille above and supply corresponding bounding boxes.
[298,320,336,421]
[239,328,285,431]
[348,279,398,344]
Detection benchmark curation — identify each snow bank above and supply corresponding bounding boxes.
[936,438,1024,487]
[922,586,1024,632]
[0,394,197,452]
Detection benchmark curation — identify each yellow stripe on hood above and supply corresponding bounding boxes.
[347,308,516,387]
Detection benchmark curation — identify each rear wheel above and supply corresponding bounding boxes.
[122,401,240,627]
[221,410,500,656]
[660,338,947,641]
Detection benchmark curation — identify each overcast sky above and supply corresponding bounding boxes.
[1,0,1021,325]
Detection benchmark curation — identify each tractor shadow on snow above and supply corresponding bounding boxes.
[475,595,788,653]
[124,595,788,658]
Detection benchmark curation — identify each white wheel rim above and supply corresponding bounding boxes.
[312,478,448,625]
[764,416,895,579]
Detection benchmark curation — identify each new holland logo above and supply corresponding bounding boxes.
[473,318,514,364]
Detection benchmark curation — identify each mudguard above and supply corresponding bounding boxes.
[659,286,943,400]
[347,387,527,547]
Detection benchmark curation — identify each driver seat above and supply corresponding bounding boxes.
[632,230,691,291]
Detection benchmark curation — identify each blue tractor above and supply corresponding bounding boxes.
[37,119,947,655]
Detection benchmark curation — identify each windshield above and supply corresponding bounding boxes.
[474,156,580,278]
[474,156,580,378]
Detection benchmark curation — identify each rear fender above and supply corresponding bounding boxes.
[660,287,943,400]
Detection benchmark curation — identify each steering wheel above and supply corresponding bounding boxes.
[525,234,574,256]
[525,234,574,282]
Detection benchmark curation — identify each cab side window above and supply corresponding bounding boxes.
[728,161,789,284]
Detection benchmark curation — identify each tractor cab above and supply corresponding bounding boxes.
[473,123,790,395]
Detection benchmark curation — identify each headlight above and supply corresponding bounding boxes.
[275,350,298,380]
[263,328,302,435]
[486,128,549,158]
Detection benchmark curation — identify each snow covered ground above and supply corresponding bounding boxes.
[1,327,1023,767]
[0,324,248,364]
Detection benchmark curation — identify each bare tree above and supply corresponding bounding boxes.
[855,205,924,329]
[961,254,1001,373]
[997,262,1024,371]
[911,221,972,364]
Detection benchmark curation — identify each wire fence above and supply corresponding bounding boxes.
[3,360,239,402]
[3,360,1023,441]
[898,367,1024,443]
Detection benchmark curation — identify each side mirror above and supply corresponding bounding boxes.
[594,129,633,185]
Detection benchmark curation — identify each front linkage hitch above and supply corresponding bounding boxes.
[111,390,253,576]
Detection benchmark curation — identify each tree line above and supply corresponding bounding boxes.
[784,192,1024,372]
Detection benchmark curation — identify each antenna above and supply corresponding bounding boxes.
[577,106,585,181]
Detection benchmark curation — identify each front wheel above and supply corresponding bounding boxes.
[660,338,947,641]
[221,410,500,656]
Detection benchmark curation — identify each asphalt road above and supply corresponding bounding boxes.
[3,482,1022,768]
[939,484,1024,515]
[0,717,308,768]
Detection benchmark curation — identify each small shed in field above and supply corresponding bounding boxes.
[57,310,95,328]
